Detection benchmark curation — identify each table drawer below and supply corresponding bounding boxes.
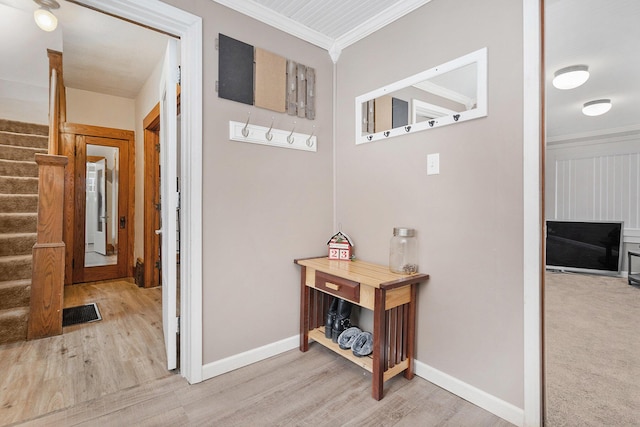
[315,271,360,303]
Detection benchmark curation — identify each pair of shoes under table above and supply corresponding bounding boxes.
[337,327,373,357]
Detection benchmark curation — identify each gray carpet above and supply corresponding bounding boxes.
[545,271,640,426]
[0,119,47,344]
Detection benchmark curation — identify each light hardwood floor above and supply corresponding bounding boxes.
[0,279,171,426]
[17,345,514,427]
[3,280,514,426]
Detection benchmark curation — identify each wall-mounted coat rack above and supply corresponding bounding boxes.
[229,119,317,152]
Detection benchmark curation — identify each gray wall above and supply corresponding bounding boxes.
[335,0,525,408]
[163,0,334,362]
[162,0,526,409]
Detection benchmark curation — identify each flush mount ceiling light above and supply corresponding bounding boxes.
[582,99,612,117]
[553,65,590,90]
[33,0,60,32]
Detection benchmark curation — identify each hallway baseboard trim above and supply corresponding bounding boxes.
[414,360,524,427]
[202,335,299,380]
[201,336,523,427]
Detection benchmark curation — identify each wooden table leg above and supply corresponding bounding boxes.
[372,287,386,400]
[404,283,417,380]
[300,266,309,352]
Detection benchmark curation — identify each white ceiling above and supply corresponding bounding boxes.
[545,0,640,140]
[0,0,169,99]
[1,0,638,141]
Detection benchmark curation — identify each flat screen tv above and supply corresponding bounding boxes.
[546,220,624,276]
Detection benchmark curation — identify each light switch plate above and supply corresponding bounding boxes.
[427,153,440,175]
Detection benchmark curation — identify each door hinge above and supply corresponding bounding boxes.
[155,260,161,270]
[72,258,75,269]
[176,316,180,334]
[155,202,161,211]
[155,143,160,152]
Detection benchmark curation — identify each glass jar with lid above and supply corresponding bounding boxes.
[389,227,418,274]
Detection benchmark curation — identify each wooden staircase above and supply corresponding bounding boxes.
[0,119,49,344]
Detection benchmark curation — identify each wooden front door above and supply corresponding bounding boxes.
[67,129,134,284]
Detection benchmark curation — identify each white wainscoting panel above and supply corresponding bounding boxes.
[554,152,640,227]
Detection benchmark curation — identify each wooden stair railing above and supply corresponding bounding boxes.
[27,51,67,339]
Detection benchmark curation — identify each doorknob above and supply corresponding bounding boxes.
[155,229,162,235]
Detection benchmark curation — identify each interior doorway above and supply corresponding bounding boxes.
[63,0,201,383]
[66,126,135,284]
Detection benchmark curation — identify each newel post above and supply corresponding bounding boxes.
[27,153,68,340]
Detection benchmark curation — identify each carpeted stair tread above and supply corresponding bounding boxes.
[0,119,48,345]
[0,279,30,310]
[0,119,48,136]
[0,132,48,149]
[0,194,38,213]
[0,307,29,344]
[0,176,39,194]
[0,233,37,257]
[0,213,38,233]
[0,255,32,281]
[0,144,47,162]
[0,159,39,177]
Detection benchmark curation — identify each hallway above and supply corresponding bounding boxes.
[0,279,171,425]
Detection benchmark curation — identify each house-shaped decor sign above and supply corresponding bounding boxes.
[327,231,354,261]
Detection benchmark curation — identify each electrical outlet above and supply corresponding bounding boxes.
[427,153,440,175]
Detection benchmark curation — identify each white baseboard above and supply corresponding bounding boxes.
[201,337,524,427]
[414,360,524,427]
[202,335,299,380]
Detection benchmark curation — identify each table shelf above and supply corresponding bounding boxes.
[308,327,373,372]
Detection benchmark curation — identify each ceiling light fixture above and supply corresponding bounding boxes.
[582,99,612,117]
[33,0,60,32]
[552,65,590,90]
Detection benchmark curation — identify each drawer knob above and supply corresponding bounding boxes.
[325,282,340,291]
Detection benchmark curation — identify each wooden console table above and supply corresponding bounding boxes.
[294,256,429,400]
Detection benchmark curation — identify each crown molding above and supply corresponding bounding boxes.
[547,123,640,145]
[212,0,432,59]
[334,0,432,51]
[413,80,475,110]
[212,0,334,50]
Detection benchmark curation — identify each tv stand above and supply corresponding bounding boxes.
[628,251,640,286]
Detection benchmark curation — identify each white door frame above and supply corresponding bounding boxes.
[523,0,543,426]
[79,0,203,384]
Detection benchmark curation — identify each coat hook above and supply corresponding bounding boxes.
[428,120,435,127]
[306,125,315,147]
[453,114,460,122]
[405,125,411,132]
[242,112,251,137]
[287,121,296,144]
[265,117,274,141]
